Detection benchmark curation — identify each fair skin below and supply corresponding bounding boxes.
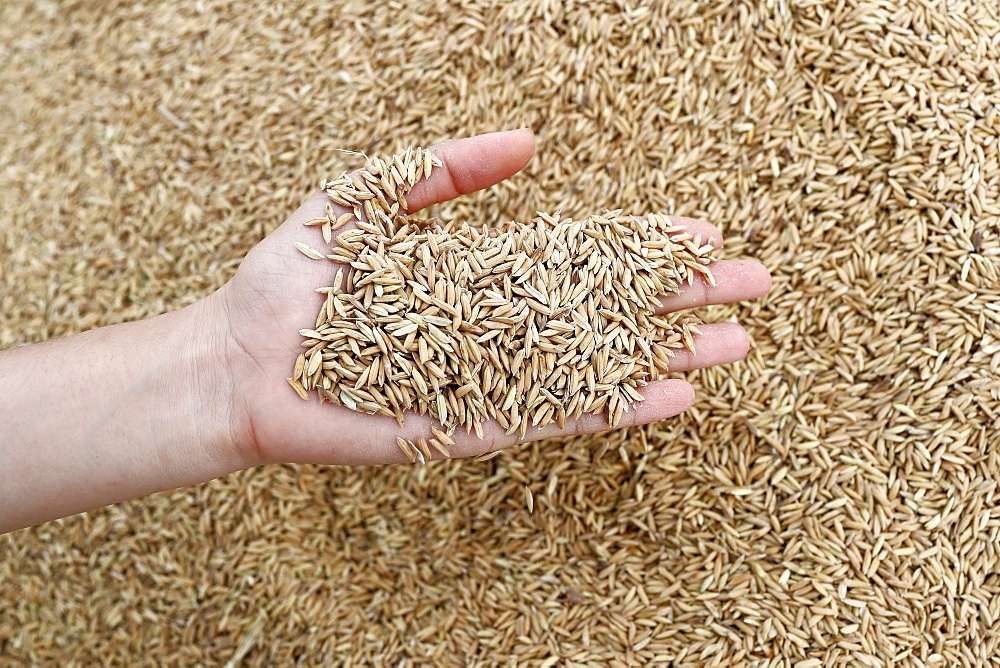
[0,129,771,534]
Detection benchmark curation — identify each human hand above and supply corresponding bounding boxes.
[213,129,771,468]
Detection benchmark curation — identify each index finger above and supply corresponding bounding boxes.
[403,128,536,213]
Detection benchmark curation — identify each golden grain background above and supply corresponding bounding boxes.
[2,1,999,665]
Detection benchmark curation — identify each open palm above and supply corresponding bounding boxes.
[215,130,771,467]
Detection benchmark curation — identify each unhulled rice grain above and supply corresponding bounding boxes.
[292,148,716,440]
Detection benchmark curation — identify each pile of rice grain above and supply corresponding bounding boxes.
[289,148,714,454]
[2,0,999,666]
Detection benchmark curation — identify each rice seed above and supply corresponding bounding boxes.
[428,437,451,458]
[295,242,326,260]
[431,426,454,446]
[415,437,432,461]
[305,351,322,377]
[333,212,355,230]
[395,437,416,463]
[286,377,308,401]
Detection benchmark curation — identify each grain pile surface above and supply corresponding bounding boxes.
[292,147,714,443]
[2,1,999,666]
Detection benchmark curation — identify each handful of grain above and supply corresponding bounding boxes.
[289,147,716,452]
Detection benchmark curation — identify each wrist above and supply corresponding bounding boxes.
[180,287,262,472]
[0,292,256,532]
